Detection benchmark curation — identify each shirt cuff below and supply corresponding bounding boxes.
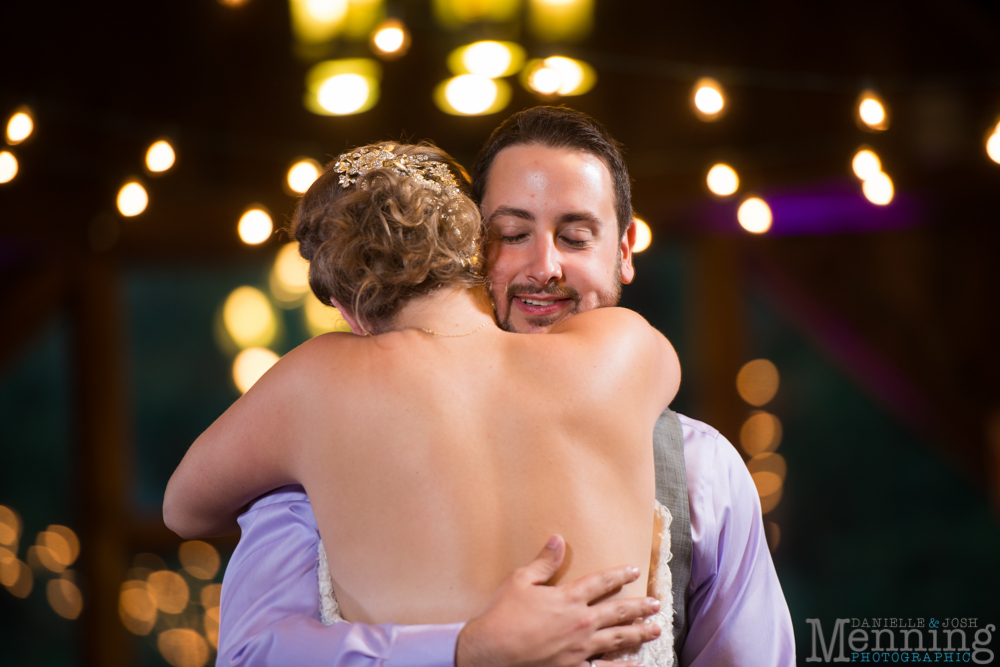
[387,622,465,667]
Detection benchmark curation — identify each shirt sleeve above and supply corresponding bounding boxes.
[218,486,465,667]
[678,417,796,667]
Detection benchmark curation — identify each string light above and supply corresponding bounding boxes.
[370,19,409,57]
[287,159,321,194]
[318,74,371,115]
[632,218,652,253]
[117,181,149,217]
[987,129,1000,165]
[449,41,524,78]
[737,197,772,234]
[523,57,595,97]
[233,347,280,393]
[692,78,725,120]
[435,75,510,115]
[305,59,381,116]
[857,90,889,131]
[237,207,273,245]
[706,163,739,196]
[862,171,894,205]
[145,140,176,173]
[6,111,33,145]
[0,151,17,184]
[851,148,882,181]
[222,286,277,349]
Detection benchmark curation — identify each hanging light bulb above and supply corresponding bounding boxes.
[692,78,725,121]
[737,197,772,234]
[856,90,889,131]
[706,163,739,196]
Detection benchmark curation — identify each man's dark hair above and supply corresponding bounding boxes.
[471,106,633,238]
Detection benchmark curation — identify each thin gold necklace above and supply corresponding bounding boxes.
[413,322,488,338]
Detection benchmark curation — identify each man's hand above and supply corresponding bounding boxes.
[456,535,661,667]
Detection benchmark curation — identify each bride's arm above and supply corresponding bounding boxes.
[163,339,321,538]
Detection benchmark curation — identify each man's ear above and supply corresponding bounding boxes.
[620,219,637,285]
[328,297,366,336]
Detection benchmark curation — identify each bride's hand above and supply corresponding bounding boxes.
[456,535,661,667]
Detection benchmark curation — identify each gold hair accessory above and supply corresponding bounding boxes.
[333,145,460,199]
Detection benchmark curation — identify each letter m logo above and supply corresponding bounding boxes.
[805,618,851,662]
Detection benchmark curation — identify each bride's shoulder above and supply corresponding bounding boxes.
[550,307,655,341]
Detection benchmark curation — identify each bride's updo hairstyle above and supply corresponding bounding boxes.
[292,142,484,333]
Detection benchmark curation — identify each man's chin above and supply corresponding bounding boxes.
[500,307,573,334]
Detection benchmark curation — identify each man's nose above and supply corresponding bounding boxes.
[525,237,563,285]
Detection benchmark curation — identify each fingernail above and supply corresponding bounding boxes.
[546,535,559,550]
[630,566,640,577]
[648,598,660,610]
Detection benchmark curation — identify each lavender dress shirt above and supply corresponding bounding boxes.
[217,414,795,667]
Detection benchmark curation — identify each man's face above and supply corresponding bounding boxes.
[481,144,635,334]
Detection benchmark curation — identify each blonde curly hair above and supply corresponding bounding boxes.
[291,142,484,333]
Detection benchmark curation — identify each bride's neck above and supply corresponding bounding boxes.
[390,285,495,335]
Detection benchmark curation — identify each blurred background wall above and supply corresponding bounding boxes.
[1,0,999,664]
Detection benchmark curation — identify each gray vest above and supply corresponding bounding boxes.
[652,408,691,661]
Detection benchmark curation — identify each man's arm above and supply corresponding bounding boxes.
[679,415,796,667]
[220,487,661,667]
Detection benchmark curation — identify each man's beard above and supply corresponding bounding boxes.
[494,258,622,333]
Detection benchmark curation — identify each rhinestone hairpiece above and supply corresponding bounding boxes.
[333,145,461,199]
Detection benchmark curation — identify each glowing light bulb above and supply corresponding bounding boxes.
[287,159,321,193]
[238,208,272,245]
[737,197,772,234]
[145,140,176,173]
[223,286,276,348]
[117,182,148,217]
[862,172,894,205]
[0,151,17,184]
[852,149,882,181]
[6,112,33,145]
[693,78,724,119]
[706,163,739,196]
[632,218,652,253]
[987,132,1000,165]
[444,75,498,115]
[317,74,371,115]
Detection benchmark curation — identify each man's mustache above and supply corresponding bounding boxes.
[504,283,581,302]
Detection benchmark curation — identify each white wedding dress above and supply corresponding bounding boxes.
[317,501,676,667]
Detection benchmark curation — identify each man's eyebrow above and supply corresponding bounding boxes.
[486,205,534,225]
[557,211,603,226]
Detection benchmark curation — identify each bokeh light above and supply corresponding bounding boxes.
[740,411,783,456]
[862,171,894,205]
[752,471,783,514]
[736,359,780,406]
[287,158,321,194]
[200,583,222,608]
[523,57,595,96]
[371,19,409,57]
[857,91,889,131]
[6,111,33,145]
[706,163,739,196]
[747,451,787,482]
[146,140,176,173]
[304,294,353,337]
[270,242,312,304]
[2,558,32,598]
[765,521,781,551]
[986,132,1000,165]
[117,181,149,217]
[436,75,511,115]
[851,148,882,181]
[222,286,277,349]
[179,541,220,580]
[0,506,21,546]
[305,59,381,116]
[46,526,79,565]
[448,41,524,78]
[737,197,772,234]
[158,628,210,667]
[692,78,724,119]
[433,0,519,27]
[147,570,190,614]
[289,0,349,45]
[47,577,84,619]
[205,606,221,649]
[632,218,652,253]
[238,208,273,245]
[233,347,280,394]
[528,0,593,42]
[0,151,18,184]
[34,530,76,572]
[119,580,158,635]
